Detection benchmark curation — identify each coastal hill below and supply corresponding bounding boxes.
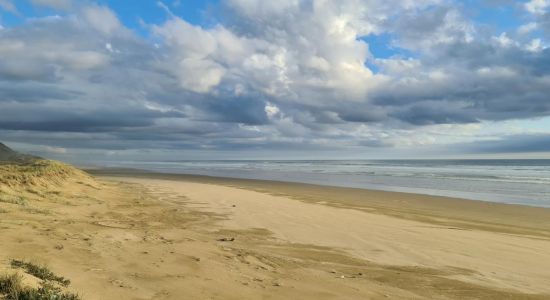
[0,142,38,163]
[0,142,94,189]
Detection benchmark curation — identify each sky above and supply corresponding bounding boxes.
[0,0,550,162]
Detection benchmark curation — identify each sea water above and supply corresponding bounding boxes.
[105,159,550,207]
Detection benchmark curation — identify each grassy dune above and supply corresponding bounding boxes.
[0,159,97,207]
[0,158,93,299]
[0,160,94,188]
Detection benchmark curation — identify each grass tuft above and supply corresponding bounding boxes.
[0,193,26,206]
[0,273,21,298]
[23,207,51,215]
[0,273,80,300]
[10,260,70,287]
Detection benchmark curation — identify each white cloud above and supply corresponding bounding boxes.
[493,32,516,47]
[525,0,549,15]
[264,103,280,119]
[105,43,113,52]
[176,58,225,93]
[0,35,108,79]
[526,38,543,52]
[82,4,122,35]
[153,18,227,93]
[154,18,217,57]
[157,1,174,16]
[518,22,538,35]
[153,0,419,98]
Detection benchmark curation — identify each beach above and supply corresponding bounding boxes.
[2,169,550,299]
[4,0,550,298]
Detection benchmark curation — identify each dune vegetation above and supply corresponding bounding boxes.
[0,144,91,299]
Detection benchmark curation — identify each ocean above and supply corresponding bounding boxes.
[103,159,550,207]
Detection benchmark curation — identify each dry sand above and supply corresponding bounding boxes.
[2,169,550,299]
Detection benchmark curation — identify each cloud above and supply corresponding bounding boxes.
[0,0,550,158]
[81,4,123,35]
[525,0,549,15]
[518,22,538,35]
[392,5,475,50]
[462,133,550,153]
[0,0,17,14]
[45,146,67,154]
[152,18,227,93]
[31,0,71,10]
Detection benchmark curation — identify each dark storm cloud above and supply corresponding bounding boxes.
[0,61,59,82]
[390,103,480,125]
[0,119,152,132]
[0,83,80,102]
[462,134,550,153]
[0,104,185,131]
[196,95,269,125]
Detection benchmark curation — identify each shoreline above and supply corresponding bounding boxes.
[85,166,550,208]
[88,168,550,238]
[82,158,550,208]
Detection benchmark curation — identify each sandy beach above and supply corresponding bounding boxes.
[2,169,550,299]
[4,0,550,298]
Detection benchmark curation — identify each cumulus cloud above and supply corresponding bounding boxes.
[1,0,550,159]
[518,22,538,35]
[81,4,124,35]
[0,17,110,82]
[525,0,549,15]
